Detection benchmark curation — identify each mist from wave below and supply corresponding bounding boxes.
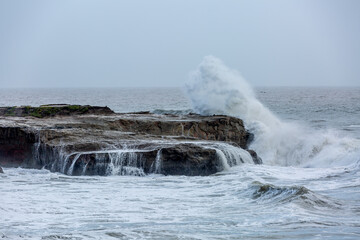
[185,56,360,167]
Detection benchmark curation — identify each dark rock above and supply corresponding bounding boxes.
[0,105,261,176]
[247,149,263,164]
[108,114,250,148]
[160,144,221,176]
[0,166,3,173]
[0,105,114,118]
[57,144,222,176]
[0,127,36,168]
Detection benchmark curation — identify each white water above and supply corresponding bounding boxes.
[186,56,360,167]
[1,69,360,239]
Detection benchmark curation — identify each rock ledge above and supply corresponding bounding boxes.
[0,105,261,176]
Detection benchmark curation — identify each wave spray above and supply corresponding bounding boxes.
[185,56,360,167]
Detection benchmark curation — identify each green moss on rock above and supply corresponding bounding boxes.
[4,107,16,116]
[28,106,61,118]
[0,104,113,118]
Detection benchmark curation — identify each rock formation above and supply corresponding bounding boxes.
[0,105,261,176]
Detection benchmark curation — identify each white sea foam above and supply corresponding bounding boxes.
[186,56,360,167]
[2,86,360,240]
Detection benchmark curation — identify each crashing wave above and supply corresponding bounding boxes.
[185,56,360,167]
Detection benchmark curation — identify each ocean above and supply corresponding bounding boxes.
[1,59,360,239]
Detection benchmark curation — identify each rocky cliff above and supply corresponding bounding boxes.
[0,105,261,176]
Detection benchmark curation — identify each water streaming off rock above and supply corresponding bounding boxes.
[33,142,254,177]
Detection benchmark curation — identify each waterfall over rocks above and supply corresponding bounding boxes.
[0,106,261,176]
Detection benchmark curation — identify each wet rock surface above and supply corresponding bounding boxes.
[0,104,113,118]
[0,105,261,176]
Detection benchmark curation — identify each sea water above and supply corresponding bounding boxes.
[1,59,360,239]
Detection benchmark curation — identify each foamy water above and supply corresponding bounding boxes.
[186,56,360,167]
[1,58,360,239]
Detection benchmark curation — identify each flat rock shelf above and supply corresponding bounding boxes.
[0,105,261,176]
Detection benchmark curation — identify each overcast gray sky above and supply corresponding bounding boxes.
[1,0,359,88]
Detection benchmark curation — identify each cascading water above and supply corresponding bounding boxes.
[186,56,360,167]
[67,153,81,175]
[33,138,256,177]
[32,141,151,176]
[106,151,146,176]
[150,149,163,174]
[210,142,254,167]
[63,150,149,176]
[33,131,41,165]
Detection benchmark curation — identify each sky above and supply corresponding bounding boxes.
[0,0,360,88]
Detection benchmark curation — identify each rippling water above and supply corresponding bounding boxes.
[1,86,360,239]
